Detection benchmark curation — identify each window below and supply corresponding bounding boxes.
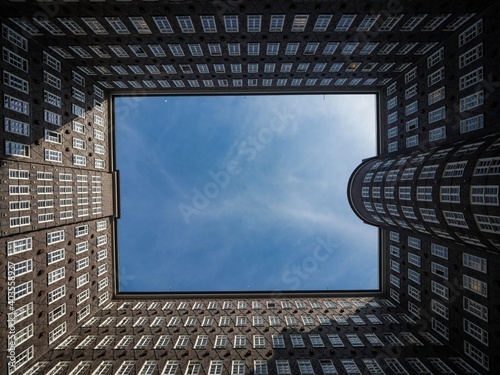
[460,19,483,46]
[209,335,226,349]
[390,274,400,288]
[207,361,223,375]
[389,245,400,258]
[304,42,319,55]
[431,262,448,280]
[44,149,62,162]
[336,14,356,31]
[464,319,488,345]
[431,318,449,340]
[310,14,333,32]
[443,161,467,178]
[224,15,239,32]
[253,360,268,375]
[460,114,484,133]
[294,360,314,375]
[253,335,265,349]
[48,267,65,285]
[405,135,418,147]
[114,361,135,375]
[398,187,412,201]
[459,43,483,68]
[464,297,488,322]
[429,126,446,142]
[431,299,449,320]
[47,285,66,305]
[416,186,432,202]
[76,273,89,288]
[342,42,358,55]
[460,91,484,112]
[346,333,364,347]
[177,16,195,33]
[387,98,397,111]
[97,264,107,276]
[252,316,264,326]
[75,225,88,237]
[275,360,291,375]
[75,257,89,271]
[427,87,446,106]
[464,341,489,370]
[463,253,487,273]
[135,335,153,349]
[431,281,449,300]
[408,269,420,284]
[47,230,64,245]
[12,259,32,277]
[427,48,444,68]
[7,237,33,255]
[247,43,260,56]
[475,157,500,176]
[439,186,460,203]
[201,16,217,33]
[173,335,189,350]
[3,24,28,50]
[12,302,33,324]
[460,67,483,90]
[327,334,344,348]
[4,70,29,93]
[9,169,30,180]
[308,334,324,347]
[398,167,415,181]
[463,275,487,297]
[419,208,437,224]
[443,210,468,228]
[9,200,30,212]
[428,67,445,86]
[185,316,197,327]
[247,15,261,32]
[234,335,246,348]
[405,68,417,83]
[229,361,245,375]
[340,359,361,374]
[428,107,446,124]
[5,140,30,157]
[5,95,30,116]
[289,334,304,348]
[428,244,448,260]
[168,44,184,57]
[13,280,33,301]
[408,253,421,267]
[152,16,173,34]
[14,324,34,348]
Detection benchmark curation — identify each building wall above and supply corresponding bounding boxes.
[1,0,500,374]
[384,230,499,373]
[0,218,114,374]
[379,13,500,155]
[18,297,476,375]
[1,13,115,375]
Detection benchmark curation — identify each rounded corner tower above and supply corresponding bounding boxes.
[347,157,381,227]
[347,136,500,253]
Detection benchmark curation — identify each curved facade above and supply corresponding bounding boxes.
[349,135,500,252]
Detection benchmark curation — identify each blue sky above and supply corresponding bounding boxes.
[115,94,378,292]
